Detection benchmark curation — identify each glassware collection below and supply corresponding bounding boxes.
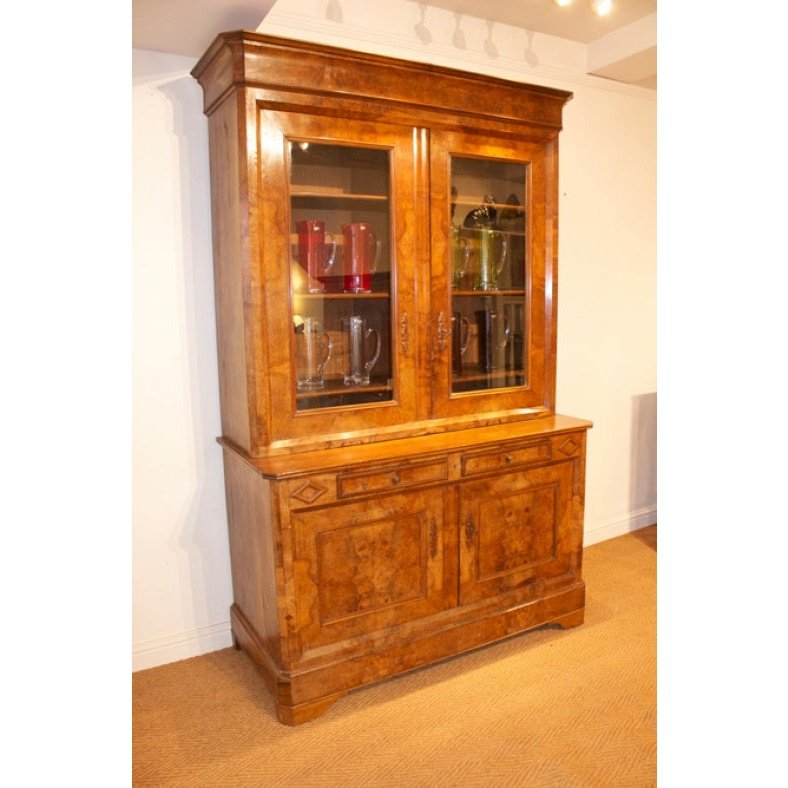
[289,141,393,409]
[289,144,529,408]
[291,210,389,402]
[449,156,528,394]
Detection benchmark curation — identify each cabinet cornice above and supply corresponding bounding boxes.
[192,30,572,130]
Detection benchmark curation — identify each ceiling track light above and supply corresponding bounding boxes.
[589,0,612,15]
[553,0,613,15]
[326,0,343,23]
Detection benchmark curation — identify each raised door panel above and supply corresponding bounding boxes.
[429,130,554,421]
[291,487,456,658]
[459,462,579,605]
[256,109,422,446]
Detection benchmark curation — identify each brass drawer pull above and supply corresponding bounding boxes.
[391,473,401,485]
[504,453,513,464]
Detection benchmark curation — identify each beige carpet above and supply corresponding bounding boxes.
[133,526,656,786]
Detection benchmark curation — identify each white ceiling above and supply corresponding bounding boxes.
[418,0,656,44]
[132,0,277,60]
[133,0,656,88]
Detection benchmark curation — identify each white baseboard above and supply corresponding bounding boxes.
[132,621,233,672]
[134,507,656,672]
[583,506,657,547]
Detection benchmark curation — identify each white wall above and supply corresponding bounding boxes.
[557,83,657,541]
[132,51,233,669]
[132,0,656,670]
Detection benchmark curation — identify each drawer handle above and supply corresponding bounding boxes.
[391,473,401,485]
[504,453,513,464]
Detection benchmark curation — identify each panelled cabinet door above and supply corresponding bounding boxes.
[458,462,579,605]
[290,487,456,658]
[429,130,554,420]
[257,109,421,444]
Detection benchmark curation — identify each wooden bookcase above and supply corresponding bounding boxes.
[192,31,591,724]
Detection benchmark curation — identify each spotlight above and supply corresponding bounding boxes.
[414,4,432,45]
[589,0,612,16]
[452,13,467,50]
[326,0,343,23]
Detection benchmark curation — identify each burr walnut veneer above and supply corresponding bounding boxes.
[192,31,591,724]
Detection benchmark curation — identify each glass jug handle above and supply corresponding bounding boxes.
[323,233,337,272]
[318,334,332,373]
[496,233,508,275]
[460,316,470,354]
[368,233,382,274]
[365,328,381,372]
[499,317,511,351]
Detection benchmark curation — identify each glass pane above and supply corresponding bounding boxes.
[288,142,393,411]
[450,156,528,394]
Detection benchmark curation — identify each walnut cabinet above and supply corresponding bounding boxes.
[192,32,591,725]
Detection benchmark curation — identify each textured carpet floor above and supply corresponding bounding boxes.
[133,526,656,787]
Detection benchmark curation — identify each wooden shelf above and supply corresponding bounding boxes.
[294,291,391,300]
[296,379,392,399]
[452,289,526,297]
[453,370,525,382]
[453,197,524,212]
[288,235,387,247]
[292,188,388,201]
[451,371,527,393]
[451,228,526,238]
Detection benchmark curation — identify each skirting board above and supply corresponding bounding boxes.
[582,505,657,547]
[133,622,233,672]
[132,506,656,671]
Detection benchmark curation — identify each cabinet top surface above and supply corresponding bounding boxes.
[191,30,572,123]
[222,414,592,478]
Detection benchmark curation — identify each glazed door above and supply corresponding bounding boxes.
[429,131,554,420]
[458,462,579,605]
[258,109,420,443]
[290,487,456,658]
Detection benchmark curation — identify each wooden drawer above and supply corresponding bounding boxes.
[338,460,448,499]
[461,440,552,477]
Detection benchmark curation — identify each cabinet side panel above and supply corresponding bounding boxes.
[543,138,559,412]
[570,432,588,574]
[207,95,255,451]
[222,449,282,663]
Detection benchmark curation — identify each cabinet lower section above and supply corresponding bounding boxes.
[221,415,590,725]
[231,586,584,725]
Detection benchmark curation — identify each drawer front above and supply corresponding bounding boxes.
[338,460,448,499]
[461,440,552,477]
